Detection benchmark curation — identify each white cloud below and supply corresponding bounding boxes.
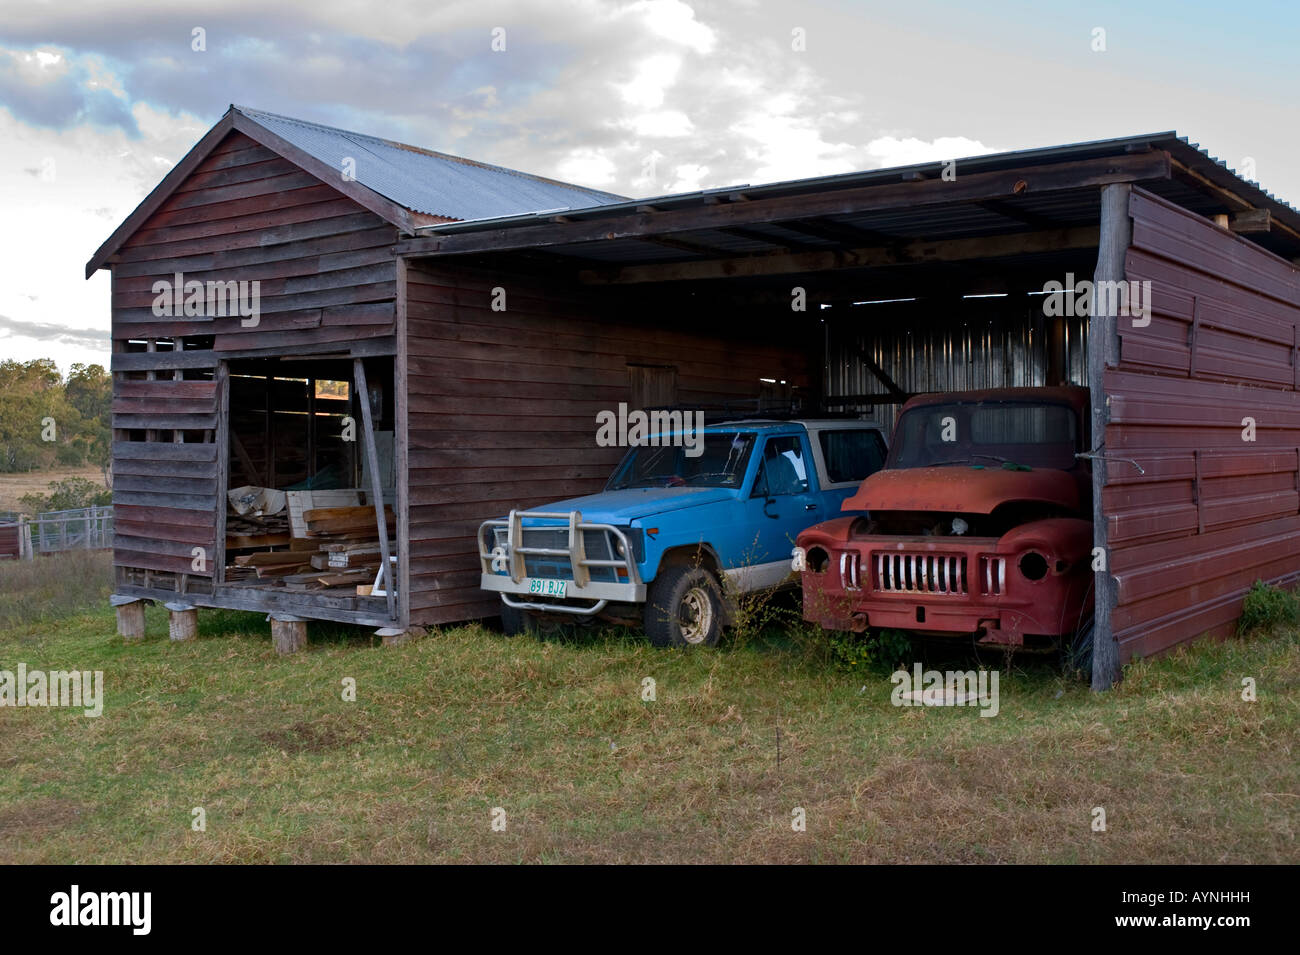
[627,0,716,54]
[556,148,619,188]
[666,162,709,193]
[619,109,693,138]
[864,135,999,169]
[0,98,214,372]
[616,52,683,110]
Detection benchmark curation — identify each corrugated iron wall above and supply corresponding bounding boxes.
[824,297,1089,428]
[1106,187,1300,659]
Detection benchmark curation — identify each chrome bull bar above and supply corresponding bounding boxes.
[477,509,644,615]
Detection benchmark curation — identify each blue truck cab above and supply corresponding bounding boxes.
[477,419,888,646]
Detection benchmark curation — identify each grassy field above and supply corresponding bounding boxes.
[0,466,106,513]
[0,552,1296,864]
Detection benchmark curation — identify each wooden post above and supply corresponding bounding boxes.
[394,256,411,631]
[1089,182,1131,692]
[19,518,32,560]
[376,626,424,647]
[353,358,396,620]
[165,601,198,641]
[113,597,146,641]
[214,362,230,586]
[269,613,307,654]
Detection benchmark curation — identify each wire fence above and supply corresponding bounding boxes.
[0,505,114,559]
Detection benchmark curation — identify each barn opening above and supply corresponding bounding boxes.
[399,226,1102,633]
[398,136,1300,689]
[219,355,396,612]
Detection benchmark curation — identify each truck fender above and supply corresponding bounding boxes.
[996,517,1093,571]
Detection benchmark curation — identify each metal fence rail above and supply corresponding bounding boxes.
[2,506,114,559]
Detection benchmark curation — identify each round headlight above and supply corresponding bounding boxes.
[1018,551,1049,581]
[614,537,626,557]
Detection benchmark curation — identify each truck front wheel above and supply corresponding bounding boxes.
[499,600,537,636]
[644,566,723,648]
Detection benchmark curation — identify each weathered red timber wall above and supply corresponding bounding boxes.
[1104,187,1300,659]
[109,130,399,585]
[0,521,19,560]
[403,262,813,625]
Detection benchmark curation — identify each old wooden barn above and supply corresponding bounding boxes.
[89,107,1300,687]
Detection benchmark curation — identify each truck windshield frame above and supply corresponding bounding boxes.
[886,400,1080,471]
[606,432,758,490]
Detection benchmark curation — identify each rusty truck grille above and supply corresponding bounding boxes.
[873,553,968,595]
[979,555,1007,595]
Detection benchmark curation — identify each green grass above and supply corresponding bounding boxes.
[0,553,1296,863]
[0,550,112,629]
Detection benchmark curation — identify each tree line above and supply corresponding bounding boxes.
[0,359,111,477]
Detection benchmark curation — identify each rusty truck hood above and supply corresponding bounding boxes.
[842,465,1080,514]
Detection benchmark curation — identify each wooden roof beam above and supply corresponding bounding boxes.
[577,226,1101,285]
[1171,157,1300,245]
[395,151,1170,258]
[1229,209,1271,234]
[976,199,1062,231]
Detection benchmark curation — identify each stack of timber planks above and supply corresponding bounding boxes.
[227,503,394,595]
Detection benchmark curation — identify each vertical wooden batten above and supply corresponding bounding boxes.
[214,361,230,585]
[354,358,396,621]
[394,256,411,630]
[1089,182,1131,691]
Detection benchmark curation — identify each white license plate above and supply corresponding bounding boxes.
[526,578,567,598]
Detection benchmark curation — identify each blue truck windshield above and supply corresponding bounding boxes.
[607,432,757,489]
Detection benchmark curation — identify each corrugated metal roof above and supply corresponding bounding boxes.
[234,105,627,221]
[415,131,1300,242]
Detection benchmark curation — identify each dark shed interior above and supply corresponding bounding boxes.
[398,135,1300,689]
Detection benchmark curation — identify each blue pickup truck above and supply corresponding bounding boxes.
[477,419,888,646]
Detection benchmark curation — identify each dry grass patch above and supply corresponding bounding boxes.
[0,580,1295,864]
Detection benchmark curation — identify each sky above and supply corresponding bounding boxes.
[1,0,1296,373]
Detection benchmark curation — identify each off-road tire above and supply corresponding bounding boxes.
[499,600,536,637]
[644,566,724,648]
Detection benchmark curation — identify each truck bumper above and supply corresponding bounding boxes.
[478,510,645,615]
[796,535,1090,640]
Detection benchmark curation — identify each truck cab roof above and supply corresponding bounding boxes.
[709,418,884,432]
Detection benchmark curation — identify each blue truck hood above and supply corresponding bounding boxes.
[521,487,736,525]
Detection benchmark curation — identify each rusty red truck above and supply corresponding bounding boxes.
[793,386,1095,652]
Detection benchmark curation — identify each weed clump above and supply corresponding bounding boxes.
[1238,579,1299,635]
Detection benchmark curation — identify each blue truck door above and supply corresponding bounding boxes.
[736,433,823,573]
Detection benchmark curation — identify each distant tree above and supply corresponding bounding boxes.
[0,359,105,474]
[0,360,63,472]
[19,476,113,514]
[64,363,111,479]
[65,363,110,423]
